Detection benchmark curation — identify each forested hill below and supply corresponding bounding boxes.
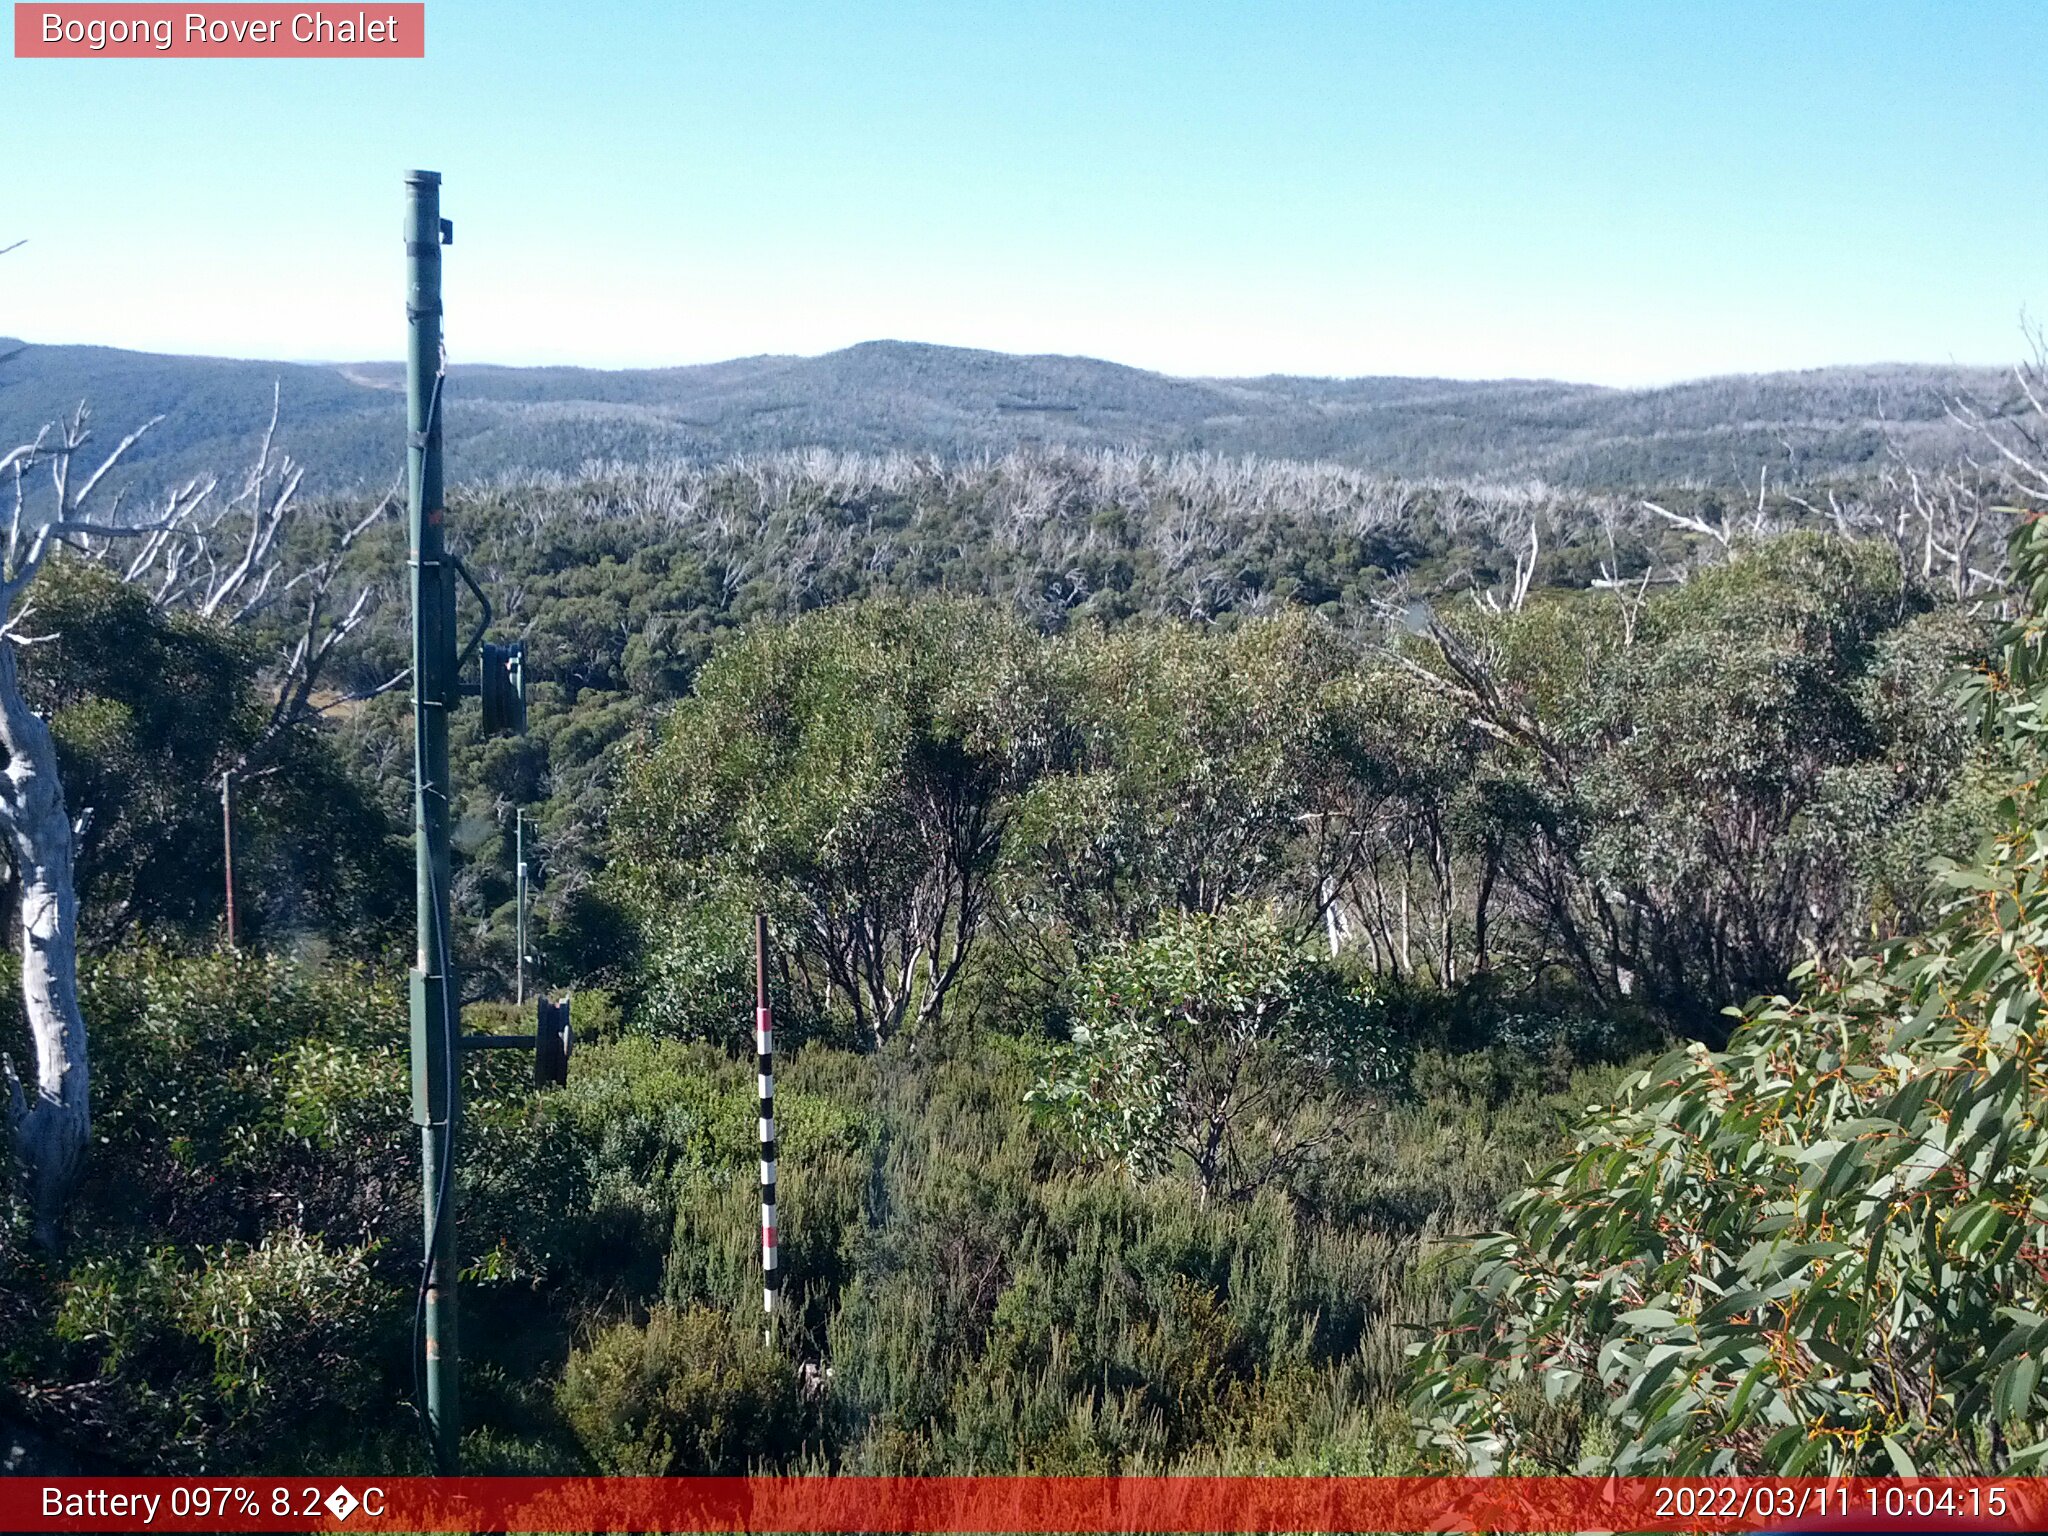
[0,335,2011,494]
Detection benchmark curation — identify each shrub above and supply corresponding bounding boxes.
[77,947,409,1249]
[1027,905,1393,1202]
[461,1036,876,1301]
[567,986,623,1045]
[54,1231,398,1469]
[557,1305,807,1473]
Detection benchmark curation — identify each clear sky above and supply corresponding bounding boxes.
[4,1,2044,385]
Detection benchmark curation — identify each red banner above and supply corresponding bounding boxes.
[4,1476,2045,1533]
[13,4,424,57]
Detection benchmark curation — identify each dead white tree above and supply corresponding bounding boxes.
[80,384,407,778]
[0,407,200,1247]
[1640,497,1734,550]
[1,393,401,1246]
[1871,347,2048,603]
[1587,505,1660,645]
[1884,458,2003,599]
[1473,519,1540,616]
[1591,565,1657,646]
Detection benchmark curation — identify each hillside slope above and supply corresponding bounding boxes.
[0,337,2012,496]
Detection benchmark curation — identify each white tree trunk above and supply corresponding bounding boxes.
[0,640,87,1249]
[0,393,328,1250]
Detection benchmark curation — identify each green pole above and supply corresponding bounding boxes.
[404,168,460,1473]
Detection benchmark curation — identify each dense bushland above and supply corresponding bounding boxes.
[3,942,1629,1472]
[1411,514,2048,1474]
[0,430,2027,1475]
[613,535,1986,1053]
[21,561,405,953]
[290,447,2002,1014]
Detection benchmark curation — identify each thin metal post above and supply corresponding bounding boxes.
[515,812,527,1006]
[405,167,460,1474]
[220,770,237,949]
[756,913,779,1345]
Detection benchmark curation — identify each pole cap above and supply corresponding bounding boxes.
[404,169,442,184]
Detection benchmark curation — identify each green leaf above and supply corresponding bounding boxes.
[1618,1307,1680,1328]
[1995,1355,2040,1423]
[1880,1434,1918,1476]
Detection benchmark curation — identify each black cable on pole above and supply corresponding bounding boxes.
[410,852,458,1469]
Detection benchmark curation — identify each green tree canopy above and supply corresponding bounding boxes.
[1400,535,1982,1040]
[1028,904,1393,1205]
[615,598,1052,1045]
[20,560,403,951]
[1001,610,1365,970]
[1409,518,2048,1475]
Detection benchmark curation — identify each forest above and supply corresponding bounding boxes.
[2,355,2046,1480]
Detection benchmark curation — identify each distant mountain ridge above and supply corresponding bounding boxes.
[0,336,2014,497]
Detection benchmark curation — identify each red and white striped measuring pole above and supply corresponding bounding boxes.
[755,913,779,1343]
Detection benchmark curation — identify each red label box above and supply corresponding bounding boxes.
[3,1476,2044,1534]
[14,3,424,57]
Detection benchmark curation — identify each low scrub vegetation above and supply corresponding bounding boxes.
[4,410,2043,1474]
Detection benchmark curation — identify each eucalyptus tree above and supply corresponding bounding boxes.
[1409,510,2048,1476]
[616,597,1053,1046]
[1386,533,1979,1039]
[1000,610,1364,969]
[1318,663,1492,982]
[0,410,197,1243]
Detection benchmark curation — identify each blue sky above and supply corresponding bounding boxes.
[4,1,2043,384]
